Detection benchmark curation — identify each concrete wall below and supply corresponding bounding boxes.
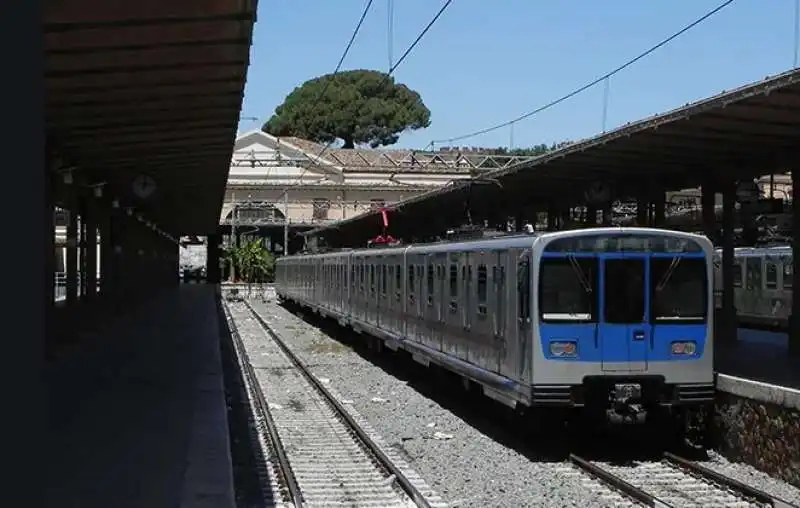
[715,374,800,488]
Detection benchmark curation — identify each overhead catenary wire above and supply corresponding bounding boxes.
[282,0,376,187]
[270,0,375,253]
[312,0,456,163]
[426,0,736,148]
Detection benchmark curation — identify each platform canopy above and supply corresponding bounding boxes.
[45,0,257,234]
[306,68,800,246]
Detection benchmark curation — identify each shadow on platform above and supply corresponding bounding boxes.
[716,329,798,390]
[46,285,235,508]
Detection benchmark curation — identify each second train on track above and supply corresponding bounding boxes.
[275,227,716,439]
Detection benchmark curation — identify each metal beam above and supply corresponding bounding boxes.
[69,127,231,144]
[96,150,232,165]
[44,12,255,33]
[48,77,239,94]
[46,37,251,55]
[48,90,242,108]
[49,103,239,121]
[46,59,248,78]
[64,139,232,153]
[64,119,227,134]
[64,141,232,156]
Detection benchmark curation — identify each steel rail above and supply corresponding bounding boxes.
[244,299,433,508]
[221,299,304,508]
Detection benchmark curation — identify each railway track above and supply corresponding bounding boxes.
[569,452,798,508]
[224,299,441,507]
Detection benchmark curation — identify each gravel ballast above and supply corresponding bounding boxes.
[245,298,800,507]
[247,301,601,507]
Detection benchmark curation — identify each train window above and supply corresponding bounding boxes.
[538,257,596,322]
[766,262,778,289]
[477,265,488,303]
[369,265,375,294]
[477,265,488,315]
[517,258,531,321]
[651,257,707,323]
[784,261,793,288]
[733,262,742,287]
[495,265,506,334]
[449,264,458,297]
[746,258,762,290]
[426,265,434,302]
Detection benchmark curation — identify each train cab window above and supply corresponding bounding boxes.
[538,256,596,322]
[784,260,793,288]
[477,264,488,315]
[651,257,707,323]
[765,262,778,289]
[746,258,762,290]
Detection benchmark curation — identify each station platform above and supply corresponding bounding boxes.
[46,285,235,508]
[716,328,798,390]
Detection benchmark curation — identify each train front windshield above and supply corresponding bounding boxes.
[538,233,709,368]
[539,235,708,324]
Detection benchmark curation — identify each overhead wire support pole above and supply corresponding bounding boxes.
[794,0,799,68]
[387,0,394,70]
[428,0,736,146]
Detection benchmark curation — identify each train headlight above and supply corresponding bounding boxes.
[550,341,578,358]
[671,341,697,356]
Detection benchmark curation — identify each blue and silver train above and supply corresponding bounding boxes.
[275,227,715,433]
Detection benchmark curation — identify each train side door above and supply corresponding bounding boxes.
[495,250,511,377]
[442,254,461,358]
[599,253,649,372]
[368,261,377,325]
[455,252,470,361]
[422,255,436,349]
[406,259,416,340]
[433,254,447,351]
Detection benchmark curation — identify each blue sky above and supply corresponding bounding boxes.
[238,0,798,150]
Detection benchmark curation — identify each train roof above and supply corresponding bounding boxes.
[282,227,711,261]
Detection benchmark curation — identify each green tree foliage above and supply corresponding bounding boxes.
[263,69,431,149]
[223,238,275,284]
